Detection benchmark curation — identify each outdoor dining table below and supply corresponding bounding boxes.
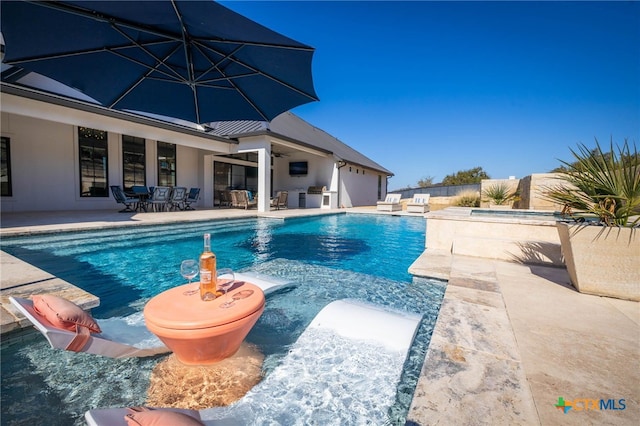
[143,281,265,365]
[127,187,151,212]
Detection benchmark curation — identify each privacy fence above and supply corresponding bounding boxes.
[389,184,480,199]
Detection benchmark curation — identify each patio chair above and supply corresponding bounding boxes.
[9,296,169,359]
[406,193,430,213]
[376,193,402,212]
[271,191,288,210]
[168,186,188,211]
[147,186,171,212]
[232,190,257,209]
[217,189,231,208]
[110,185,138,213]
[184,188,201,210]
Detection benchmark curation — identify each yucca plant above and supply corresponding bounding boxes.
[544,139,640,227]
[481,182,519,206]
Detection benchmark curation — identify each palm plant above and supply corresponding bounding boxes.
[481,182,519,206]
[544,139,639,226]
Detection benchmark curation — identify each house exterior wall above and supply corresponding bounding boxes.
[340,164,386,208]
[1,112,113,212]
[271,153,332,193]
[0,111,205,212]
[1,93,393,212]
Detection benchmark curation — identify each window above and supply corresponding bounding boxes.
[1,136,12,196]
[378,175,382,200]
[122,135,146,191]
[79,127,108,197]
[157,141,176,187]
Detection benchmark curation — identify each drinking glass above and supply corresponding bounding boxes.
[180,259,199,295]
[217,268,236,308]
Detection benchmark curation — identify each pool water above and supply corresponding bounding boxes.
[1,213,446,425]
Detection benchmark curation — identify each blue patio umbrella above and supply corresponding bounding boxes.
[1,0,318,124]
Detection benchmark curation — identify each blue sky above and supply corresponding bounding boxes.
[221,1,640,189]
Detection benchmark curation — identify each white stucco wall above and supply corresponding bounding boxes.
[339,164,386,208]
[1,93,393,212]
[272,153,333,193]
[1,112,205,212]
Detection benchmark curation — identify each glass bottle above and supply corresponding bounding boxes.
[199,233,217,301]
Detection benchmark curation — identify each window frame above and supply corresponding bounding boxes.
[1,136,12,197]
[122,135,146,191]
[157,141,176,187]
[78,127,109,197]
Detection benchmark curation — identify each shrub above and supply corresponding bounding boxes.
[454,190,480,207]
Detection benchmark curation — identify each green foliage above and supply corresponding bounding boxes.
[442,167,490,185]
[544,138,639,226]
[417,176,435,188]
[482,182,519,205]
[454,190,480,207]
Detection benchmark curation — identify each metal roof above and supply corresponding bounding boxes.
[209,112,394,176]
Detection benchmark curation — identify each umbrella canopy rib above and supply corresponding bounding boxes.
[171,0,201,122]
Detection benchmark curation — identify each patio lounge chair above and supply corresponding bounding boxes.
[232,190,257,209]
[184,188,201,210]
[406,193,430,213]
[9,297,169,359]
[270,191,288,210]
[168,186,188,211]
[85,299,421,425]
[110,185,138,213]
[376,193,402,211]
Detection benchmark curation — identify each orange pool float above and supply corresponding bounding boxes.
[144,281,265,365]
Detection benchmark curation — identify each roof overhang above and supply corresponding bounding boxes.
[0,82,237,151]
[233,129,333,158]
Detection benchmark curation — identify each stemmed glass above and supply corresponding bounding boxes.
[180,259,199,295]
[217,268,236,308]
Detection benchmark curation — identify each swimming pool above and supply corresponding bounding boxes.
[1,213,446,425]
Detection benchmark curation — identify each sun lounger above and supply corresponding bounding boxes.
[9,297,169,358]
[85,299,422,425]
[406,193,430,213]
[377,193,402,211]
[234,271,292,295]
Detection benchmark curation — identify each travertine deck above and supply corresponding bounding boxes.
[408,249,639,425]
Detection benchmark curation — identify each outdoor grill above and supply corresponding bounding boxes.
[307,186,326,195]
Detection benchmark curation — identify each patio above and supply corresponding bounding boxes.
[1,207,638,425]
